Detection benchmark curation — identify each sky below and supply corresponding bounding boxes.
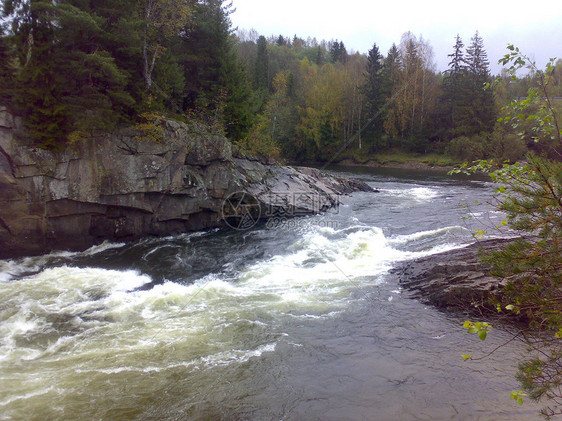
[230,0,562,73]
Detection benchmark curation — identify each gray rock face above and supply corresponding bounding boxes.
[392,239,514,310]
[0,114,374,258]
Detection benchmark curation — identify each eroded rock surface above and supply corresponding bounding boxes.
[392,239,515,310]
[0,112,374,258]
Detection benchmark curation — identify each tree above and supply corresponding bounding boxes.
[55,2,135,138]
[363,42,385,149]
[0,22,14,106]
[384,32,438,151]
[449,34,467,75]
[254,35,269,91]
[138,0,193,90]
[177,0,254,140]
[329,40,347,64]
[276,34,286,46]
[439,32,496,140]
[239,70,296,159]
[457,48,561,419]
[465,30,496,133]
[1,0,136,147]
[382,43,402,143]
[401,34,423,141]
[441,34,471,137]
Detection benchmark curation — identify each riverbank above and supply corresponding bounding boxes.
[302,151,462,172]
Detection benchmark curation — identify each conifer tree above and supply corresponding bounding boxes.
[448,34,467,74]
[338,41,348,64]
[314,46,324,66]
[382,44,401,143]
[363,42,385,148]
[329,40,347,64]
[254,35,269,91]
[465,31,496,133]
[439,32,495,139]
[177,0,254,139]
[442,34,471,136]
[381,44,400,99]
[0,24,14,106]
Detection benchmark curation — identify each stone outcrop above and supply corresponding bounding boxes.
[0,109,374,258]
[391,239,515,310]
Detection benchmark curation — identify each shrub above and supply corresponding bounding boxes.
[446,134,487,161]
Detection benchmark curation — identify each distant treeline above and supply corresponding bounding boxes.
[1,0,561,160]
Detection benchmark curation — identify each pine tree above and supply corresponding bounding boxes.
[381,44,401,144]
[466,31,489,76]
[441,34,471,137]
[381,44,400,99]
[448,34,467,74]
[465,31,496,133]
[338,41,348,64]
[4,0,67,146]
[329,40,347,64]
[363,42,385,148]
[56,2,135,136]
[0,24,14,106]
[314,46,324,66]
[254,35,269,91]
[177,0,254,139]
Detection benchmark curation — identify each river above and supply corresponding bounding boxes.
[0,167,541,420]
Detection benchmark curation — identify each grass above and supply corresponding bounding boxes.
[339,149,462,168]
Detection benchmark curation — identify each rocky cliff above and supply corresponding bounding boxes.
[0,108,374,258]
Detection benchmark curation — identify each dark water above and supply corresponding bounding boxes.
[0,167,541,420]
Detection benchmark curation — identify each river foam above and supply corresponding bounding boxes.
[0,222,470,419]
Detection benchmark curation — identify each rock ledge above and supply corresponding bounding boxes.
[0,113,374,258]
[391,239,515,310]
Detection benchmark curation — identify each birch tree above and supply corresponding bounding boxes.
[139,0,193,90]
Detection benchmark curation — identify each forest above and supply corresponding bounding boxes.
[1,0,561,162]
[1,1,562,417]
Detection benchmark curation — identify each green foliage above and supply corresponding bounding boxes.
[0,0,552,167]
[362,42,386,146]
[482,155,562,332]
[133,109,165,143]
[488,129,528,163]
[439,32,496,141]
[497,46,561,158]
[0,24,15,106]
[1,0,253,147]
[329,40,347,64]
[236,117,280,161]
[2,0,138,147]
[446,134,487,161]
[463,320,492,341]
[177,0,254,141]
[446,129,527,163]
[254,35,269,91]
[510,390,527,406]
[454,47,561,419]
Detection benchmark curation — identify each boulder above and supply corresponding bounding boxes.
[391,239,515,310]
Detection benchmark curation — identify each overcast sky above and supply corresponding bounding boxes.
[230,0,562,73]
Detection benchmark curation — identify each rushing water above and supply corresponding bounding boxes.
[0,167,541,420]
